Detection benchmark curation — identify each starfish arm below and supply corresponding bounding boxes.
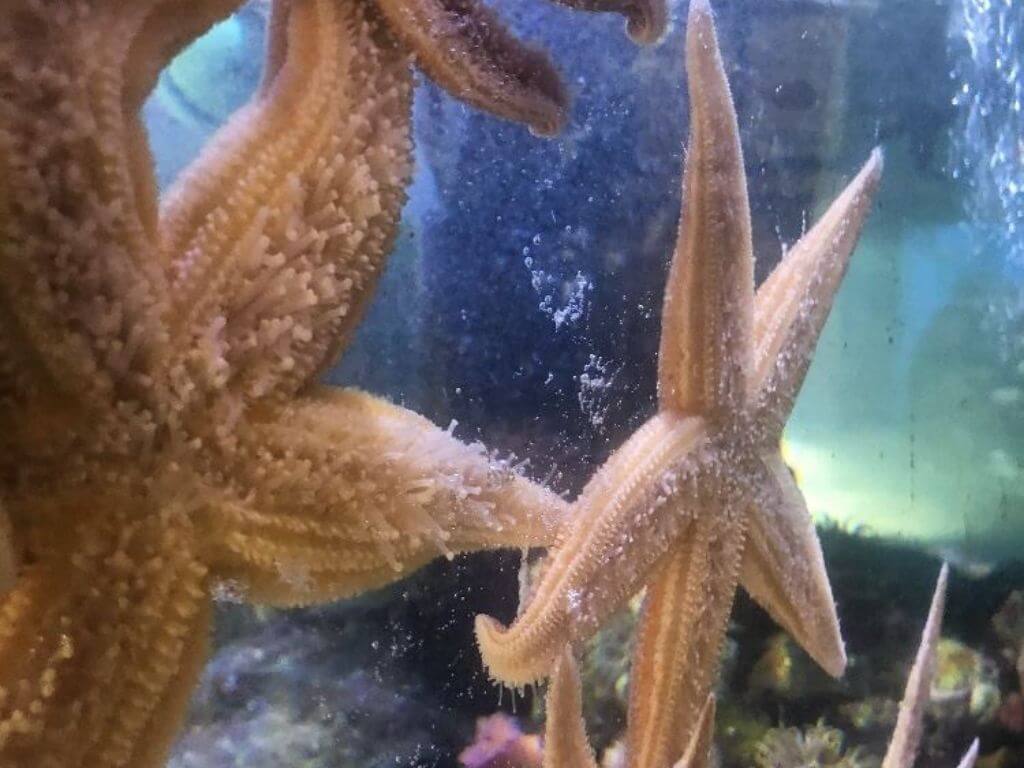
[671,695,716,768]
[545,0,667,45]
[202,386,570,605]
[0,501,14,598]
[739,452,846,677]
[657,0,754,417]
[475,413,706,685]
[881,563,948,768]
[0,508,209,768]
[627,513,743,768]
[0,500,15,596]
[955,739,980,768]
[373,0,568,136]
[0,1,215,417]
[543,647,600,768]
[751,149,883,442]
[160,0,413,410]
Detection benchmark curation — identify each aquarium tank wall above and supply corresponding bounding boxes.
[0,0,1022,766]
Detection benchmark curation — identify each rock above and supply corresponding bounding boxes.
[992,591,1024,691]
[931,638,1001,722]
[171,617,466,768]
[748,634,843,701]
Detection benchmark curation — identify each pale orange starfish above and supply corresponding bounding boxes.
[541,564,981,768]
[0,0,661,765]
[476,1,884,766]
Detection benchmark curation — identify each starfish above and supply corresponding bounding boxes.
[0,0,663,764]
[475,1,883,765]
[542,564,980,768]
[373,0,667,136]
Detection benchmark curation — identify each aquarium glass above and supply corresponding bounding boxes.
[2,0,1023,766]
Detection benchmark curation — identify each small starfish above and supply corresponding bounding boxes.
[0,0,660,764]
[476,1,882,765]
[541,564,980,768]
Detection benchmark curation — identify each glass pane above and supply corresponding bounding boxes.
[2,0,1022,766]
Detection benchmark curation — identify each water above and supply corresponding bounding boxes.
[2,0,1021,766]
[145,0,1024,566]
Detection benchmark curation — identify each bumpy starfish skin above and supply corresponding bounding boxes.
[543,647,716,768]
[881,564,978,768]
[374,0,666,136]
[883,563,949,768]
[476,1,883,765]
[0,0,681,760]
[542,565,979,768]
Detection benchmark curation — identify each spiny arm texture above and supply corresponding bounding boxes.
[0,0,679,761]
[539,565,980,768]
[476,2,882,768]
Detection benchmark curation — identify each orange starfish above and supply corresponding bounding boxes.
[476,2,882,766]
[0,0,661,764]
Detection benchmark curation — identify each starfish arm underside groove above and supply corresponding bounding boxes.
[373,0,568,136]
[160,0,415,411]
[543,644,717,768]
[626,502,743,768]
[0,506,210,768]
[204,386,571,605]
[672,694,716,768]
[475,413,708,685]
[658,0,754,418]
[0,503,15,594]
[543,647,600,768]
[739,452,846,678]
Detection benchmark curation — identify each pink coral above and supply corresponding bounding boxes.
[459,714,544,768]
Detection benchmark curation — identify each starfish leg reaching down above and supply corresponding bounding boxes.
[0,0,664,762]
[540,565,980,768]
[476,0,883,763]
[543,646,716,768]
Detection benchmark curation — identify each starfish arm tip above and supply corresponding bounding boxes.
[474,613,555,686]
[956,738,980,768]
[626,0,668,45]
[824,643,848,679]
[474,613,510,675]
[864,145,885,184]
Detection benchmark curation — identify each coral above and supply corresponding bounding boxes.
[931,638,1001,722]
[459,714,544,768]
[755,723,872,768]
[749,634,844,701]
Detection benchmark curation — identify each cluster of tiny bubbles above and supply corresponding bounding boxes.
[522,235,594,332]
[948,0,1024,388]
[577,354,622,430]
[948,0,1024,261]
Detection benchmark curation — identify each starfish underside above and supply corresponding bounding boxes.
[476,1,884,766]
[0,0,666,764]
[544,563,980,768]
